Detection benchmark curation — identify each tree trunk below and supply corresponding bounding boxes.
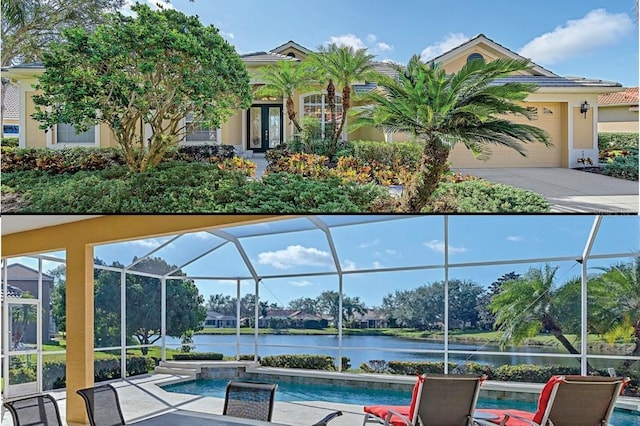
[542,313,596,373]
[328,85,350,160]
[286,96,301,132]
[621,318,640,369]
[399,139,450,212]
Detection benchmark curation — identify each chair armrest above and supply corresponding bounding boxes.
[502,413,541,426]
[311,410,343,425]
[384,409,413,426]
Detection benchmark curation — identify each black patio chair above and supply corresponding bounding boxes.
[312,410,343,426]
[76,383,126,426]
[3,393,63,426]
[223,381,278,421]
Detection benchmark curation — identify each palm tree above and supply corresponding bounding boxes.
[254,61,315,133]
[489,264,594,371]
[353,56,551,212]
[307,44,376,159]
[592,258,640,369]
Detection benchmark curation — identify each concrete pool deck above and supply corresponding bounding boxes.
[2,372,638,425]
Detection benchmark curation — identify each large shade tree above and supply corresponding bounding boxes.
[1,0,124,137]
[353,56,551,212]
[32,3,252,172]
[51,257,206,354]
[307,44,376,159]
[254,61,315,133]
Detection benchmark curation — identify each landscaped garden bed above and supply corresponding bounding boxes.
[1,143,550,213]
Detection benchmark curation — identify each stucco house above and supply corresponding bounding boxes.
[597,87,639,133]
[203,311,237,328]
[1,34,623,168]
[1,263,55,345]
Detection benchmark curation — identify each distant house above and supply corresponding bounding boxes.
[203,311,237,328]
[1,263,55,344]
[259,309,327,328]
[598,87,639,133]
[350,310,388,329]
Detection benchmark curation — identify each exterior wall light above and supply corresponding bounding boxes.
[580,101,590,118]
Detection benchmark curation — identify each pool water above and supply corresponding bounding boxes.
[163,378,639,426]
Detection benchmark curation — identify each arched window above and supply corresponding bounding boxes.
[286,52,296,58]
[466,53,484,63]
[302,93,343,139]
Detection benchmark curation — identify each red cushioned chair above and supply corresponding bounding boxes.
[362,374,484,426]
[474,375,627,426]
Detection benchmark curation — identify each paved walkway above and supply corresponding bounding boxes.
[455,168,639,213]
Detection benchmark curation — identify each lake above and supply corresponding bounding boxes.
[164,334,620,369]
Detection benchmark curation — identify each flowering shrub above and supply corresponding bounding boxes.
[213,156,257,177]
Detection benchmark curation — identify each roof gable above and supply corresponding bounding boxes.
[429,34,556,77]
[4,263,54,281]
[270,40,312,59]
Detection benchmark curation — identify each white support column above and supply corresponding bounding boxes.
[236,279,241,361]
[443,216,449,374]
[37,258,43,393]
[338,274,343,372]
[241,110,247,155]
[121,270,127,377]
[254,279,260,362]
[580,216,602,375]
[2,260,8,392]
[161,278,167,362]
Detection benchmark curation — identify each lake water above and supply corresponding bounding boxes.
[164,334,621,369]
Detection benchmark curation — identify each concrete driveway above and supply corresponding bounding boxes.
[454,168,639,213]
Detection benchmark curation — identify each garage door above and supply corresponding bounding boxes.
[448,102,563,168]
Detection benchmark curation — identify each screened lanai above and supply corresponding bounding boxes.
[2,214,640,422]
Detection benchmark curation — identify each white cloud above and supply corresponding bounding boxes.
[420,33,469,61]
[372,261,383,269]
[221,31,235,40]
[518,9,633,65]
[342,260,357,271]
[385,249,397,256]
[359,239,380,249]
[290,280,313,287]
[367,34,377,43]
[129,238,166,249]
[507,235,524,242]
[257,245,332,269]
[327,34,366,50]
[423,240,467,254]
[377,42,393,52]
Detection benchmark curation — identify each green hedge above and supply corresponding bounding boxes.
[172,352,223,361]
[351,140,423,167]
[376,360,493,376]
[427,180,550,213]
[598,132,639,150]
[1,137,19,147]
[8,356,155,390]
[260,354,338,370]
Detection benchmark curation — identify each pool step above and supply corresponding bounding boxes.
[617,396,640,413]
[154,361,202,376]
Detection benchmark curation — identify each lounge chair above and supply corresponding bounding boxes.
[363,374,484,426]
[77,383,126,426]
[474,375,627,426]
[3,393,63,426]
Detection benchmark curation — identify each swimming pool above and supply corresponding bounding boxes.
[163,378,639,426]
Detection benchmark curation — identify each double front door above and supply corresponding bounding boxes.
[247,105,282,153]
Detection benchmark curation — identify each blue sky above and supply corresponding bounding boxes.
[127,0,638,87]
[9,215,640,308]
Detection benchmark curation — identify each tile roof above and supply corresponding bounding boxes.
[2,83,19,120]
[0,284,24,302]
[270,40,312,55]
[490,75,622,88]
[598,87,638,106]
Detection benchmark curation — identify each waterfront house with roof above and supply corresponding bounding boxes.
[1,34,623,168]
